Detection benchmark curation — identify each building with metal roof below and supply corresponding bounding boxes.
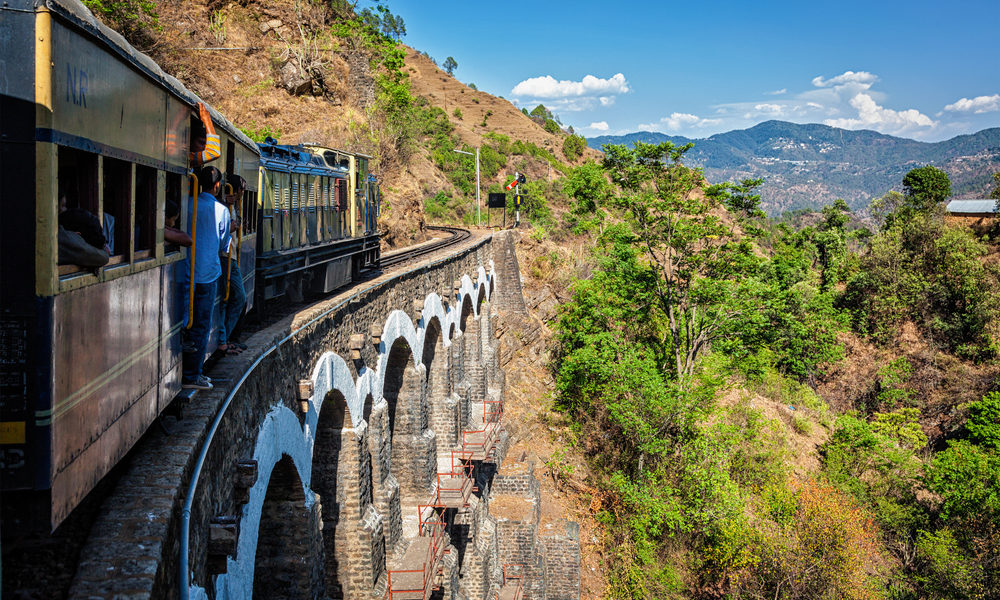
[946,199,998,215]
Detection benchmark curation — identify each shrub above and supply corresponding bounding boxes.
[83,0,160,44]
[452,107,462,120]
[562,134,587,160]
[967,392,1000,449]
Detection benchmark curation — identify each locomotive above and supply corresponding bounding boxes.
[0,0,380,530]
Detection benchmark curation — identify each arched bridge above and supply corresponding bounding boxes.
[65,231,579,600]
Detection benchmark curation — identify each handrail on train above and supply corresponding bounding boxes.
[186,174,200,330]
[178,231,487,600]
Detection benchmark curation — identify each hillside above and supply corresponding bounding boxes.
[140,0,595,246]
[590,121,1000,214]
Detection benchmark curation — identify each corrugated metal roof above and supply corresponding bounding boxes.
[946,199,997,214]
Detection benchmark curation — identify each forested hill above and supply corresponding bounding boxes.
[588,121,1000,214]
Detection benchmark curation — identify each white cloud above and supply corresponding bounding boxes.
[811,70,878,88]
[824,93,936,135]
[943,94,1000,114]
[755,103,784,113]
[806,102,824,110]
[511,73,630,99]
[638,112,721,133]
[588,121,610,131]
[599,96,615,106]
[765,88,787,95]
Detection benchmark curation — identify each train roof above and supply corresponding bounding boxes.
[39,0,259,155]
[258,138,350,177]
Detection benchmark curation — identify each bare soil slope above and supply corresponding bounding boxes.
[146,1,596,248]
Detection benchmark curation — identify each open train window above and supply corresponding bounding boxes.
[242,190,257,235]
[102,157,132,261]
[58,147,99,215]
[134,164,156,256]
[165,172,183,254]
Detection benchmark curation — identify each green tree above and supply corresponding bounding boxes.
[562,162,609,233]
[443,56,458,76]
[967,392,1000,449]
[562,134,587,160]
[902,165,951,212]
[600,142,763,385]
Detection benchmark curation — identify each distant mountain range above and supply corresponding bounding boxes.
[587,121,1000,215]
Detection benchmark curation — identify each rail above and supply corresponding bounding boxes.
[385,505,447,600]
[178,230,486,599]
[380,226,471,269]
[436,450,474,507]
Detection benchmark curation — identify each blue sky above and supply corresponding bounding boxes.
[368,0,1000,142]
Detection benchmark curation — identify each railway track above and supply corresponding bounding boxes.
[379,225,472,269]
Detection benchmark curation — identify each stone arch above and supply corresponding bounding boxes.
[424,316,459,458]
[311,390,357,598]
[382,337,435,497]
[382,337,414,436]
[252,454,320,600]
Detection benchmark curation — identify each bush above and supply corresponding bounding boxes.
[967,392,1000,449]
[562,134,587,160]
[83,0,160,44]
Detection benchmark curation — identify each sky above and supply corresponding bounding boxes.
[363,0,1000,142]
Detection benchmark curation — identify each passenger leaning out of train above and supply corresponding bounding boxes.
[179,166,231,390]
[189,102,221,167]
[57,187,109,268]
[218,174,248,355]
[164,199,193,249]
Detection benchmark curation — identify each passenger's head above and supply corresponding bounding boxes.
[226,174,247,205]
[165,199,181,227]
[191,118,207,154]
[60,208,106,249]
[199,166,223,196]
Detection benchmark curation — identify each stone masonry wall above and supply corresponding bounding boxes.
[68,231,580,600]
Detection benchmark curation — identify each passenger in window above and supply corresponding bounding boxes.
[164,199,192,249]
[58,207,109,268]
[217,174,248,355]
[178,165,231,390]
[190,102,221,167]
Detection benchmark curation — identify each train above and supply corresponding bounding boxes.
[0,0,380,530]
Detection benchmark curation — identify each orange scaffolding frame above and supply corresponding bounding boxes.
[385,505,448,600]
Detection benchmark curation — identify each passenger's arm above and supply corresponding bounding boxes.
[197,102,221,164]
[164,226,192,247]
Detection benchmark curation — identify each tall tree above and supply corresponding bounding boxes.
[601,142,762,385]
[902,165,951,212]
[443,56,458,76]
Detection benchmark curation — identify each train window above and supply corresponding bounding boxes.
[165,172,183,254]
[58,147,99,215]
[243,191,257,235]
[134,165,156,256]
[102,157,132,260]
[336,178,348,211]
[226,139,235,175]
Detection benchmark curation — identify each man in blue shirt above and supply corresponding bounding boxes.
[179,165,230,390]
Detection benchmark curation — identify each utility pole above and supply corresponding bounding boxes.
[453,147,480,227]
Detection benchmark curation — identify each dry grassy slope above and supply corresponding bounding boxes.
[147,1,597,248]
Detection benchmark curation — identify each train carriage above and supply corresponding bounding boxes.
[0,0,260,529]
[256,139,381,303]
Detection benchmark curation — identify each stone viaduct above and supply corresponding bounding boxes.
[67,231,580,600]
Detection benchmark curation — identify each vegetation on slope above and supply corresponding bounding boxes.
[551,151,1000,599]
